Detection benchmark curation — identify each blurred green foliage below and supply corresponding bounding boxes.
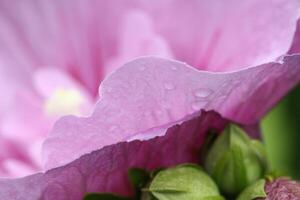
[262,84,300,179]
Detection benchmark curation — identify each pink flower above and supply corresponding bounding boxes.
[0,0,299,199]
[290,19,300,54]
[263,178,300,200]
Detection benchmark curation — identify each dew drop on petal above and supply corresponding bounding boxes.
[155,109,163,116]
[106,86,113,93]
[192,100,208,111]
[139,66,146,71]
[194,88,213,98]
[144,111,152,117]
[164,82,175,90]
[109,125,120,132]
[161,100,170,108]
[171,66,177,71]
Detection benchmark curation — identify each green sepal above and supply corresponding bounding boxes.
[150,168,165,179]
[128,168,151,200]
[237,179,267,200]
[200,129,218,163]
[128,168,150,189]
[147,164,224,200]
[141,191,160,200]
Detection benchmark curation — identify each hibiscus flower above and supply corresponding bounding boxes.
[0,0,299,199]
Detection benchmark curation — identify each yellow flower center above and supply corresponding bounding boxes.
[44,88,84,117]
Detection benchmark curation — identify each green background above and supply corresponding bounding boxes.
[262,84,300,179]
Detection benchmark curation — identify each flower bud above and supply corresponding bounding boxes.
[204,124,267,196]
[238,177,300,200]
[142,164,224,200]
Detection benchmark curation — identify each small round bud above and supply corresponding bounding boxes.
[142,164,224,200]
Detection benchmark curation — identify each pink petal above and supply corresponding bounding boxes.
[0,0,299,91]
[0,54,299,198]
[33,68,89,99]
[289,19,300,54]
[0,0,172,95]
[1,160,37,178]
[105,10,173,76]
[0,90,46,173]
[141,0,300,70]
[0,138,29,169]
[1,90,47,142]
[0,111,227,199]
[264,178,300,199]
[0,0,133,94]
[0,0,299,198]
[43,55,300,170]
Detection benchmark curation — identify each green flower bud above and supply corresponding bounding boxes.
[142,164,224,200]
[204,124,267,196]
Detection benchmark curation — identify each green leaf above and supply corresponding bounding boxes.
[128,168,150,189]
[237,179,267,200]
[148,164,224,200]
[84,193,131,200]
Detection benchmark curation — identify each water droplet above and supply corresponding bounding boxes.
[164,82,175,90]
[171,66,177,71]
[191,100,208,111]
[161,100,170,108]
[139,66,146,71]
[155,109,163,116]
[106,86,113,93]
[144,111,152,116]
[109,125,120,132]
[194,88,212,98]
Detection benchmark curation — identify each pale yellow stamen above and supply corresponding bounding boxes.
[44,88,84,117]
